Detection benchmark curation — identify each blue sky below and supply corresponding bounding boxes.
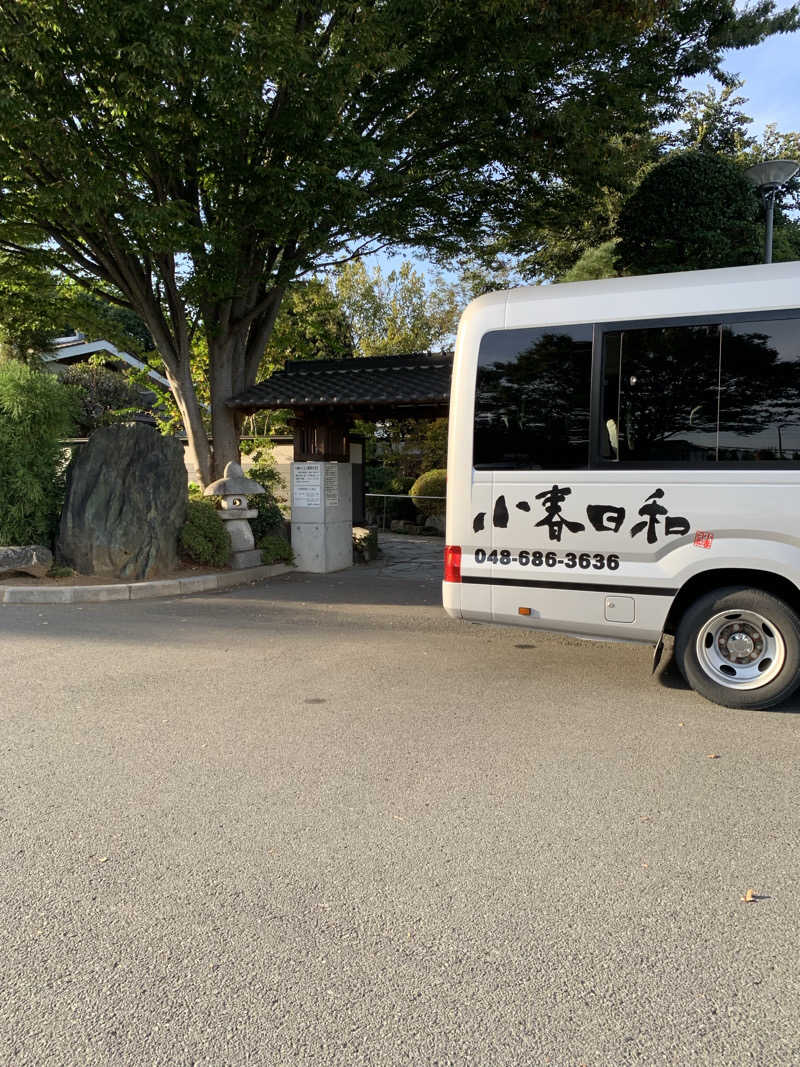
[688,16,800,135]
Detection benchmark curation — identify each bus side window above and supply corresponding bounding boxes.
[473,325,592,471]
[600,323,720,463]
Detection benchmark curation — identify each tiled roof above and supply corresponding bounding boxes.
[227,353,453,415]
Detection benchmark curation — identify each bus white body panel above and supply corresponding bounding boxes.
[444,263,800,648]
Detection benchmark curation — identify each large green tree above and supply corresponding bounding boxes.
[333,261,460,357]
[739,125,800,258]
[0,245,156,364]
[1,0,795,484]
[492,131,664,282]
[674,82,800,259]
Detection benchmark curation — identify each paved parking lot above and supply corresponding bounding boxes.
[1,540,799,1065]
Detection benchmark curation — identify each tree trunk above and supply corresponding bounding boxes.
[163,363,213,488]
[133,292,216,489]
[208,334,245,481]
[159,293,284,486]
[210,396,242,482]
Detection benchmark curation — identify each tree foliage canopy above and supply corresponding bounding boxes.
[0,251,65,360]
[1,0,796,482]
[560,240,621,282]
[333,261,460,357]
[557,82,800,281]
[674,80,754,156]
[262,280,354,372]
[60,363,150,435]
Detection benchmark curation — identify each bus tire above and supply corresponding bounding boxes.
[675,586,800,710]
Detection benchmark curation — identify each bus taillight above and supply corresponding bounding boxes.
[444,544,462,583]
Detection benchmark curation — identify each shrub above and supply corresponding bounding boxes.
[409,469,446,518]
[247,455,287,542]
[47,564,74,578]
[60,363,147,434]
[250,493,285,540]
[246,454,284,497]
[258,533,294,566]
[0,361,78,546]
[361,417,448,491]
[179,499,231,566]
[561,240,621,282]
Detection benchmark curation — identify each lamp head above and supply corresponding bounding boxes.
[744,159,800,192]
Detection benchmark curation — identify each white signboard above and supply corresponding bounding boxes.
[324,463,339,508]
[293,463,322,508]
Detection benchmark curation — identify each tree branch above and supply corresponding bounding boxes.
[244,286,285,384]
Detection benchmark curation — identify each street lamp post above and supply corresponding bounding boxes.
[744,159,800,264]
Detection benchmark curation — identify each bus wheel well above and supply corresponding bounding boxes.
[663,569,800,636]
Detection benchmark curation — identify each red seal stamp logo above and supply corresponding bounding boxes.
[693,531,714,549]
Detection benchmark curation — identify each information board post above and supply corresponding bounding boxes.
[290,460,353,572]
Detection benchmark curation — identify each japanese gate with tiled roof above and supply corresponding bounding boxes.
[228,352,452,460]
[226,353,453,572]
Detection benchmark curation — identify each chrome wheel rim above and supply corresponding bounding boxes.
[696,609,786,690]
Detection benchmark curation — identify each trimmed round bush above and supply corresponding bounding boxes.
[615,151,760,275]
[179,499,231,566]
[409,469,446,518]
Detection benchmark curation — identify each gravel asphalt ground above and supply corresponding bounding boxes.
[1,536,799,1066]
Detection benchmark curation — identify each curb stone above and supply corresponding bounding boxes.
[1,564,293,605]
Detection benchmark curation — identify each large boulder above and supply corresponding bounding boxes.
[57,424,187,579]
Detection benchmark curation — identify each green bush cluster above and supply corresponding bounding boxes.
[0,361,77,546]
[359,417,448,497]
[247,455,289,544]
[258,533,294,566]
[409,469,446,518]
[47,564,74,578]
[179,498,231,566]
[60,363,146,434]
[250,494,285,540]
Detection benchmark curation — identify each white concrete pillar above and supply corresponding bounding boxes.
[290,461,353,573]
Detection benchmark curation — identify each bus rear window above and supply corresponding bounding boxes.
[473,325,592,470]
[720,318,800,460]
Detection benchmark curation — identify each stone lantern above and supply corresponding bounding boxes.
[204,461,266,569]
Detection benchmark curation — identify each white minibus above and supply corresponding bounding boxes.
[443,262,800,709]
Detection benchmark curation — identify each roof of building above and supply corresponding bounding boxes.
[227,353,453,418]
[41,335,172,389]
